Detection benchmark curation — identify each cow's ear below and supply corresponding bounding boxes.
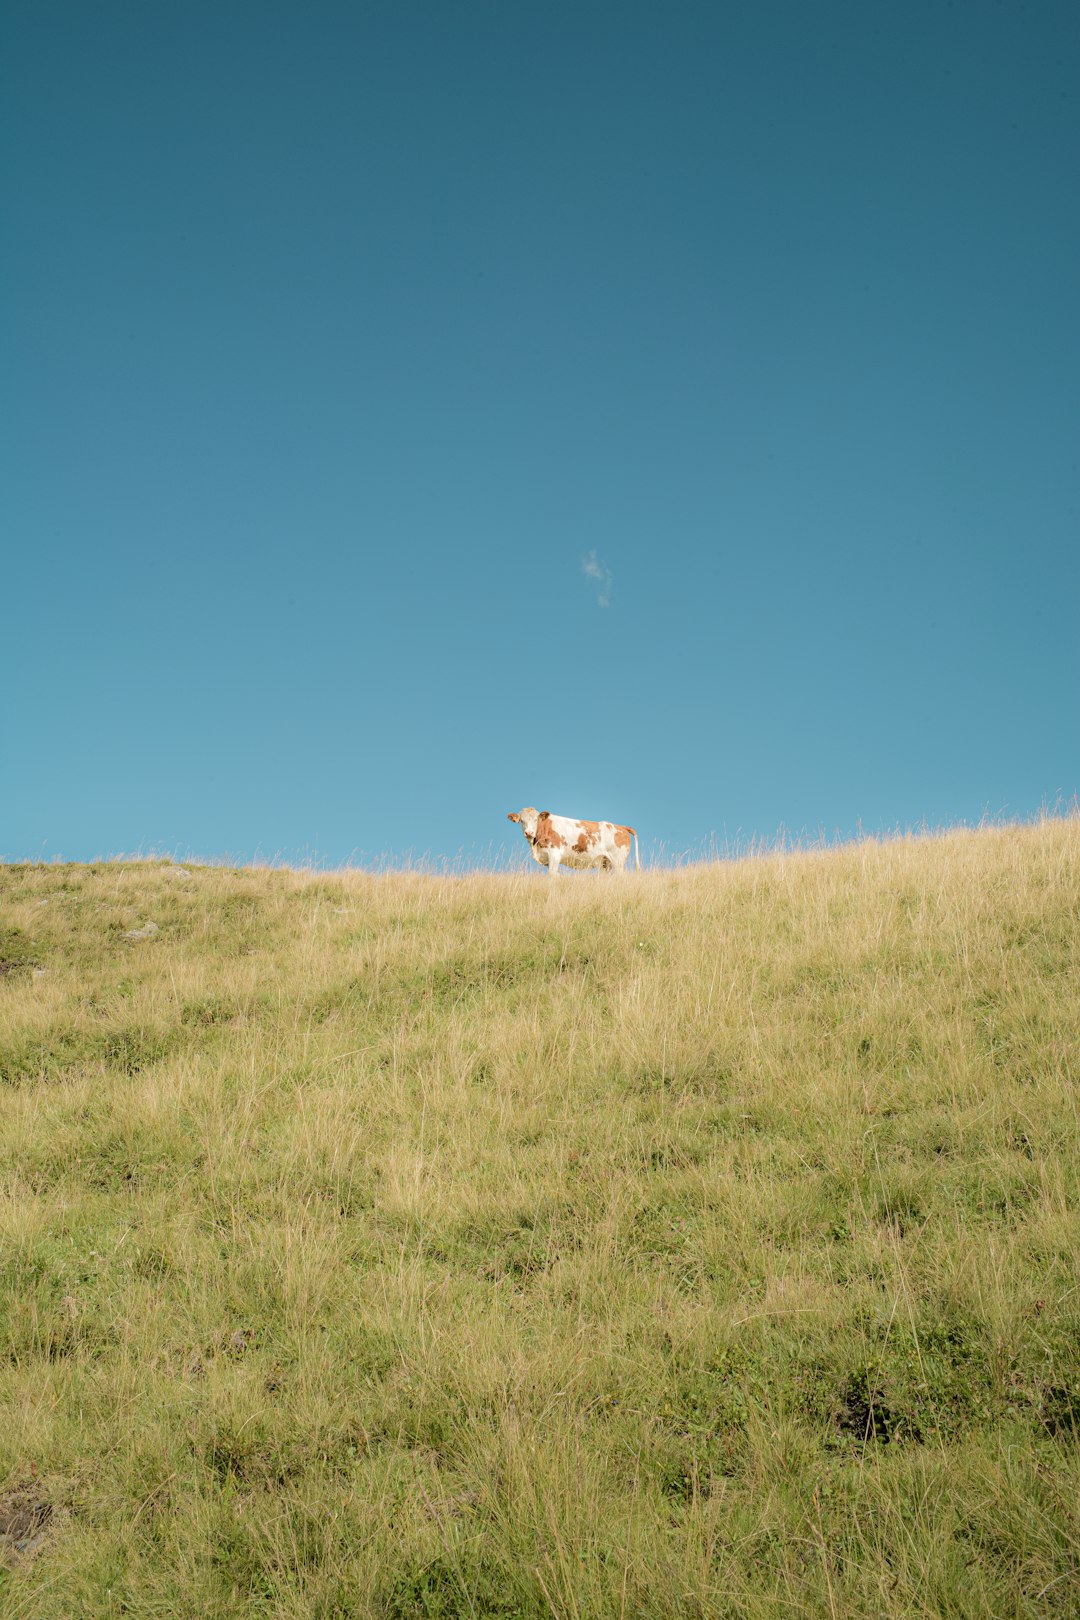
[507,812,520,823]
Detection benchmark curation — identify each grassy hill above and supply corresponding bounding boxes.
[1,821,1078,1618]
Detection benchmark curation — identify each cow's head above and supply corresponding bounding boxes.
[508,807,540,840]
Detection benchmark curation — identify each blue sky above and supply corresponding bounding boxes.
[5,1,1078,867]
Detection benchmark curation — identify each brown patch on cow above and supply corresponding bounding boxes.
[613,825,635,849]
[573,820,601,854]
[534,813,565,850]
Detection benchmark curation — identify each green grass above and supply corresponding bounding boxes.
[1,822,1078,1617]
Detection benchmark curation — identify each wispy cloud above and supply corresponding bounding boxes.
[581,549,613,608]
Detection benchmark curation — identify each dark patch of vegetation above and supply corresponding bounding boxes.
[181,993,263,1027]
[0,1027,102,1087]
[423,945,568,1007]
[0,926,40,979]
[1040,1385,1080,1440]
[836,1373,894,1444]
[304,976,376,1025]
[0,1491,53,1558]
[0,1020,186,1086]
[383,1555,535,1620]
[874,1180,925,1234]
[101,1025,175,1075]
[657,1343,754,1467]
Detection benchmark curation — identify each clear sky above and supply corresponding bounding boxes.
[5,2,1078,867]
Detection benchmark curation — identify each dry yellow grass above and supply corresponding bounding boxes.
[1,820,1078,1616]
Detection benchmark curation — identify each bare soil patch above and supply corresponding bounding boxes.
[0,1492,54,1559]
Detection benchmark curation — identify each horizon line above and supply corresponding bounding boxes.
[3,803,1076,877]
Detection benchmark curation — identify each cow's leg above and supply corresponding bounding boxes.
[547,852,561,879]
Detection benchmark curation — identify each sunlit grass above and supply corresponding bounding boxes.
[1,820,1078,1615]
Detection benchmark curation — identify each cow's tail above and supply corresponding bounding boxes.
[632,828,641,870]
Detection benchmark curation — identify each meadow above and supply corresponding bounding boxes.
[1,820,1078,1618]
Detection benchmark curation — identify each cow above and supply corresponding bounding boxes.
[507,807,640,876]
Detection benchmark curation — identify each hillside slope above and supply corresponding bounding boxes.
[1,822,1078,1617]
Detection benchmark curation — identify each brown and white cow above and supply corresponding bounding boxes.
[507,807,640,876]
